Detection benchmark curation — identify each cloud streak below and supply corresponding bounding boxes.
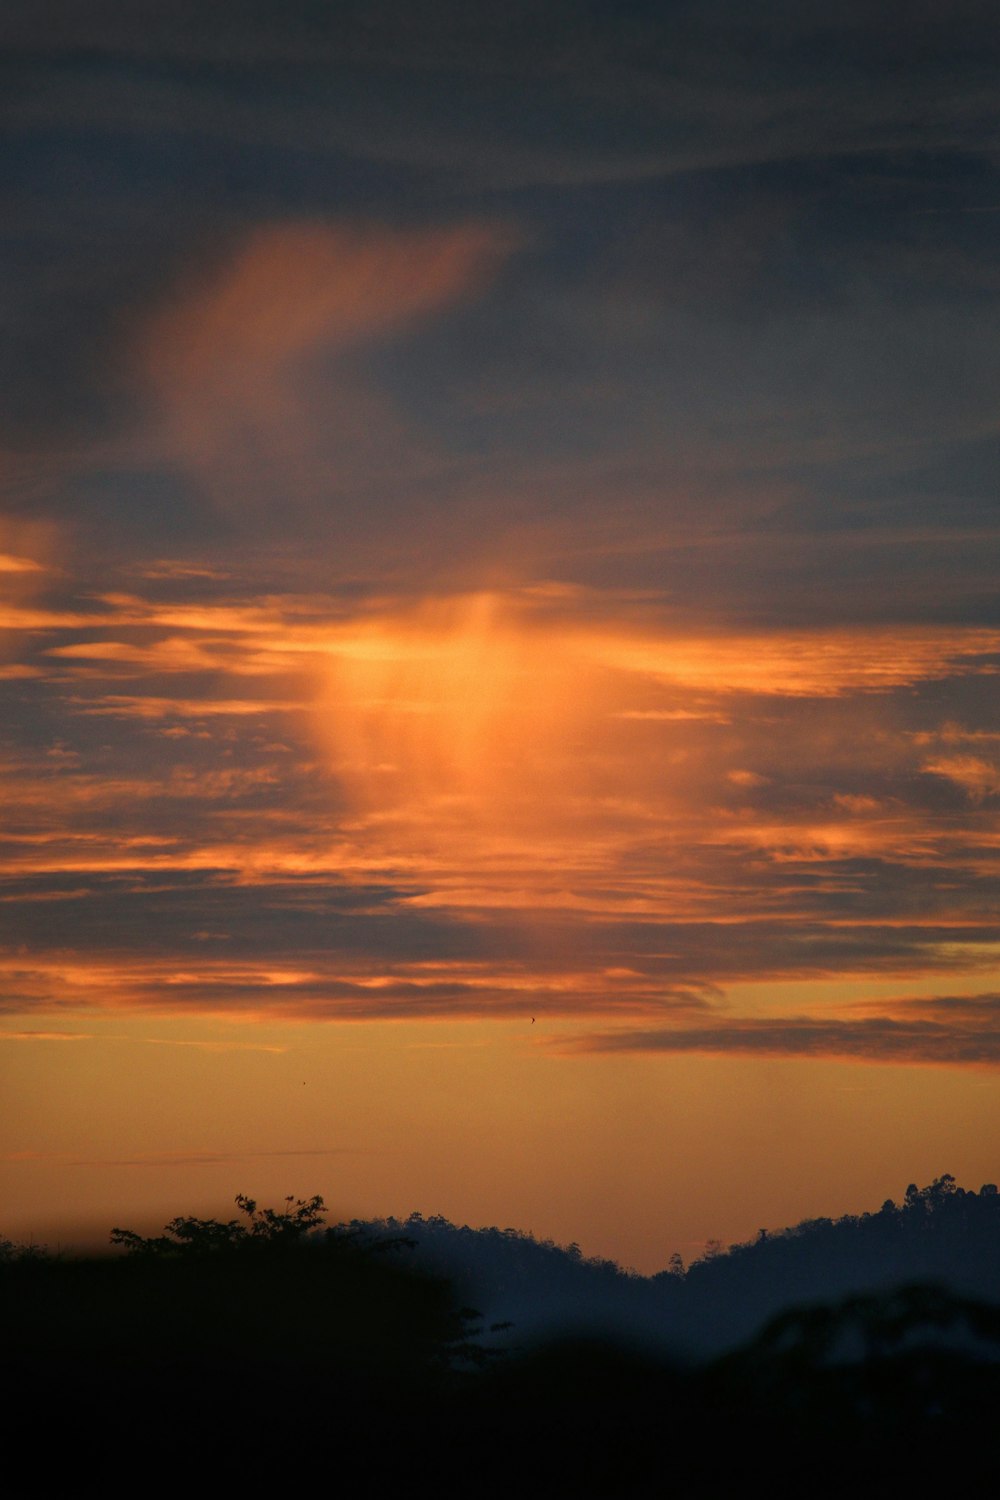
[563,994,1000,1068]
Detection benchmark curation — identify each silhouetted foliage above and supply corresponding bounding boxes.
[4,1180,1000,1494]
[110,1192,328,1256]
[0,1234,48,1263]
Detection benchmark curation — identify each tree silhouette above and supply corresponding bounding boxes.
[110,1193,327,1256]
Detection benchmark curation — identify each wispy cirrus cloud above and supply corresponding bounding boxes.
[137,220,518,534]
[2,1146,357,1167]
[0,1028,286,1053]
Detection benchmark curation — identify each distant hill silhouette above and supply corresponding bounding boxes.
[665,1173,1000,1351]
[348,1175,1000,1355]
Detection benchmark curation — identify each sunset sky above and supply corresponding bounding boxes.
[2,3,999,1271]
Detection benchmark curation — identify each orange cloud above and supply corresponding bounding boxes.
[73,695,300,719]
[922,754,1000,802]
[592,625,1000,697]
[308,590,1000,910]
[0,949,690,1023]
[319,590,595,819]
[0,519,60,662]
[141,219,515,518]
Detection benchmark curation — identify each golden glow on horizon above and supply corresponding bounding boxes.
[4,1009,1000,1272]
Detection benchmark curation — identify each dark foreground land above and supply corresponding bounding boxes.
[5,1190,1000,1497]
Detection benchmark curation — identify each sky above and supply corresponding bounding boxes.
[2,2,999,1271]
